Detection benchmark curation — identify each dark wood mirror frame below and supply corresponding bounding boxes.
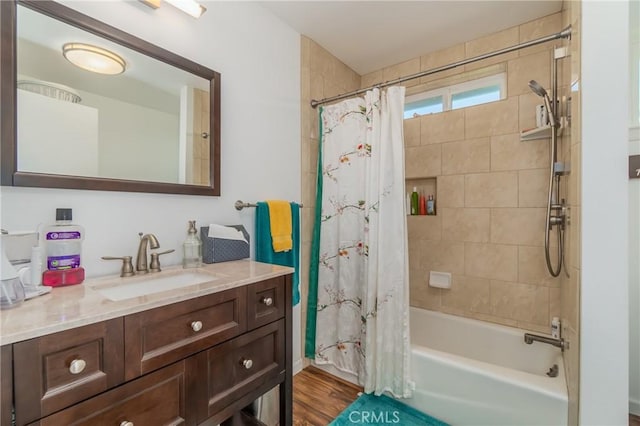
[0,0,221,196]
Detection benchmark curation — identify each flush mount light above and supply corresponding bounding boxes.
[140,0,206,18]
[165,0,207,18]
[62,43,126,75]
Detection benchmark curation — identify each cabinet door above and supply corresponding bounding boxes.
[191,320,284,424]
[1,345,12,426]
[125,286,246,380]
[13,318,124,425]
[246,277,285,330]
[33,361,192,426]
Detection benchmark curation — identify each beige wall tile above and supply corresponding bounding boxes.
[420,43,466,84]
[310,40,334,78]
[419,240,465,275]
[518,92,544,132]
[407,215,442,241]
[466,311,518,328]
[550,287,560,318]
[404,117,421,147]
[441,208,490,243]
[442,138,490,175]
[442,275,491,314]
[490,280,549,325]
[361,70,382,89]
[491,207,546,246]
[518,12,563,56]
[508,50,552,97]
[311,73,324,102]
[405,144,442,178]
[383,58,421,87]
[568,142,581,206]
[465,98,519,138]
[465,171,518,207]
[519,169,549,207]
[518,245,560,286]
[437,175,465,208]
[490,133,549,171]
[421,109,465,144]
[410,273,441,310]
[408,238,421,271]
[465,26,519,71]
[465,243,518,282]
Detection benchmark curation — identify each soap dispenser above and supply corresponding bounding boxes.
[182,220,202,269]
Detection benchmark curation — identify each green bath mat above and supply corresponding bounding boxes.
[329,393,449,426]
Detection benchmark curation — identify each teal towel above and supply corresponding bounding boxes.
[255,202,300,305]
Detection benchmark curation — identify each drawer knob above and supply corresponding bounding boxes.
[120,421,134,426]
[241,358,253,369]
[191,321,203,332]
[261,297,273,306]
[69,359,86,375]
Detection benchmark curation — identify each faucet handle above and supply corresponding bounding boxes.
[149,249,175,273]
[101,256,135,277]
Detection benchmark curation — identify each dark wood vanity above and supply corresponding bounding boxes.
[0,273,293,426]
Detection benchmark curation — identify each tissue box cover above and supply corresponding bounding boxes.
[200,225,250,264]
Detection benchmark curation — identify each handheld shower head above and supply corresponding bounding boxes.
[528,80,557,127]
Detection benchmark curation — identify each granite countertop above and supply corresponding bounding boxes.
[0,260,294,346]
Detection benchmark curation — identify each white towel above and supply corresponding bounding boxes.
[207,224,248,243]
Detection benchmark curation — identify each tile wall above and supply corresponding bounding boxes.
[361,12,566,333]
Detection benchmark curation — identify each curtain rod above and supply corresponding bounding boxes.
[310,25,572,109]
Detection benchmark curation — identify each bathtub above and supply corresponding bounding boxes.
[405,308,568,426]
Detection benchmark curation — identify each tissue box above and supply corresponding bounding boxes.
[200,225,250,264]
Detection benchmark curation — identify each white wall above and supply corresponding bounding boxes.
[79,90,180,183]
[580,1,630,424]
[0,0,302,367]
[17,90,99,176]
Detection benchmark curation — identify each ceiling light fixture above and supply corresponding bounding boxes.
[139,0,207,19]
[164,0,207,18]
[62,43,126,75]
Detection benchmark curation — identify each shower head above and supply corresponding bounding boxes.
[528,80,548,97]
[528,80,557,127]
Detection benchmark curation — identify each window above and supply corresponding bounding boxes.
[404,73,506,119]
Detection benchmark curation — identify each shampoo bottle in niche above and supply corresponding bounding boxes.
[42,208,85,286]
[410,187,419,215]
[427,195,436,215]
[183,220,202,268]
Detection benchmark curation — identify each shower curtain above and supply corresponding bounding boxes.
[305,87,412,398]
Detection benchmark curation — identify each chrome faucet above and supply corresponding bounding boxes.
[136,232,160,274]
[524,333,566,351]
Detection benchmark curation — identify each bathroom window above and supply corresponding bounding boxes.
[404,73,506,119]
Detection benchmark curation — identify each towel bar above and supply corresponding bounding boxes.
[235,200,303,211]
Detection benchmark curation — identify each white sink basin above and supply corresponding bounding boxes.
[94,270,218,301]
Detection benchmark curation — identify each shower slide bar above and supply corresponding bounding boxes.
[235,200,303,211]
[310,26,572,108]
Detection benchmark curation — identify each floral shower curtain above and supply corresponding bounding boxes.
[305,87,412,397]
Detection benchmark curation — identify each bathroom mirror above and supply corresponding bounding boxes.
[0,0,221,196]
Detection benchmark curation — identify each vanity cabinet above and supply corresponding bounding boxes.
[4,273,293,426]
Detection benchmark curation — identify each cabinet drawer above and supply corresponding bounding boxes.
[125,286,246,380]
[1,346,12,426]
[33,361,192,426]
[246,277,285,330]
[13,318,124,425]
[192,319,284,423]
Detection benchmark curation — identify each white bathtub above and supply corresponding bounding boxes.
[405,308,568,426]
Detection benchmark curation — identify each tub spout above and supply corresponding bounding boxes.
[524,333,565,352]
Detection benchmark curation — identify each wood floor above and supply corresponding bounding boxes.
[293,366,362,426]
[631,414,640,426]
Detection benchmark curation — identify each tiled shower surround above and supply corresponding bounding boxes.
[360,11,568,334]
[300,11,581,415]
